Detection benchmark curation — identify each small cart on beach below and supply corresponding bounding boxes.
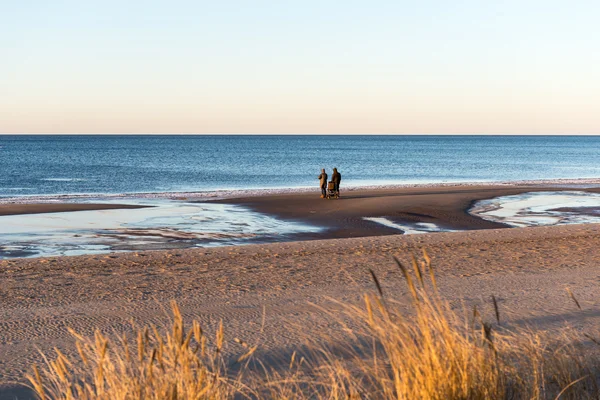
[326,181,339,199]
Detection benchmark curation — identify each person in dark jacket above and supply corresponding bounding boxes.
[332,167,341,196]
[318,168,328,198]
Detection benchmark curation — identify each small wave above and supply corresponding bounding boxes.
[41,178,87,182]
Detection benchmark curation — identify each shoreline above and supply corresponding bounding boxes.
[2,177,600,205]
[2,181,600,248]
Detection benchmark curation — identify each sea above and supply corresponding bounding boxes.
[2,135,600,198]
[3,135,600,258]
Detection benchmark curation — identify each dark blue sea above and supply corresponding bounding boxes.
[2,135,600,197]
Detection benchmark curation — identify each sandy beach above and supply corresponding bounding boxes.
[2,184,600,398]
[6,1,600,394]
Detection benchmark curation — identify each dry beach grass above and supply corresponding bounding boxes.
[28,252,600,399]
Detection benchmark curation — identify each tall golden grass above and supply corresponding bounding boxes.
[27,303,244,399]
[28,251,600,399]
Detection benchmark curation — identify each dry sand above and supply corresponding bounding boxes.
[2,185,600,398]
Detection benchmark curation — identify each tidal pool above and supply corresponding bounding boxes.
[363,217,455,234]
[0,200,322,259]
[469,191,600,227]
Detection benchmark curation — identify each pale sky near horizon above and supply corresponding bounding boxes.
[2,1,599,134]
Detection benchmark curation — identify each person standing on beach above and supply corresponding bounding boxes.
[332,167,342,197]
[318,168,328,198]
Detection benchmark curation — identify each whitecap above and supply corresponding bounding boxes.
[41,178,87,182]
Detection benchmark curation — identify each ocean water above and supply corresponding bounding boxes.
[2,135,600,198]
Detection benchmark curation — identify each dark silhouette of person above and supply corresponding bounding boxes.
[332,167,341,196]
[318,168,328,198]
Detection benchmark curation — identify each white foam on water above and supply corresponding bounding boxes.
[469,191,600,227]
[41,178,87,182]
[0,200,322,259]
[364,217,455,234]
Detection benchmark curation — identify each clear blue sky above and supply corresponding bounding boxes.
[2,1,599,133]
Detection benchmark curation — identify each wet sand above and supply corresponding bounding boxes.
[2,184,600,397]
[4,184,599,242]
[219,184,600,238]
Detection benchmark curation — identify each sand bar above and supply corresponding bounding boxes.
[219,184,600,238]
[0,203,148,216]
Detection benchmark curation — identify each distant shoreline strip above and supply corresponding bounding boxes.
[2,177,600,204]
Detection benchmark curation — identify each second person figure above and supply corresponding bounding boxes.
[318,168,328,198]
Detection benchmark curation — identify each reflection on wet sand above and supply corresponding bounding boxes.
[0,200,321,259]
[363,217,455,234]
[364,191,600,234]
[470,191,600,227]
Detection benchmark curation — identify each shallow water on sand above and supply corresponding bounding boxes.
[0,200,322,259]
[6,191,600,259]
[363,217,456,234]
[469,191,600,227]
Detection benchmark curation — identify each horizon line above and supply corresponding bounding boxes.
[2,133,600,136]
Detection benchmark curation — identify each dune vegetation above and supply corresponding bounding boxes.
[28,251,600,399]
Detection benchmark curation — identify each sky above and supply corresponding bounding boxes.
[2,1,599,134]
